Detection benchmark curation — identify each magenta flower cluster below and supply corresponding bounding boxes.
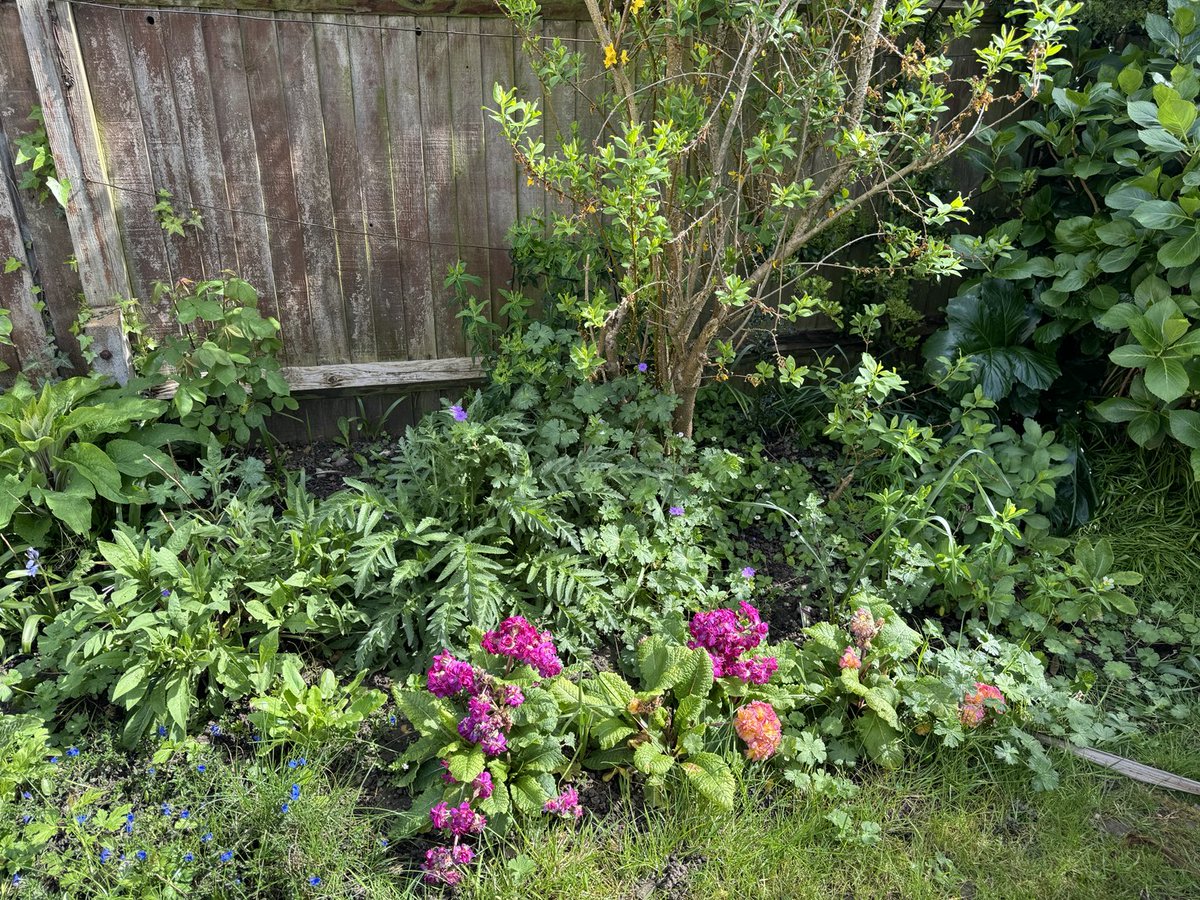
[424,620,560,758]
[688,602,777,684]
[420,619,569,885]
[426,650,477,698]
[430,800,486,836]
[421,844,475,886]
[480,616,564,677]
[543,786,583,820]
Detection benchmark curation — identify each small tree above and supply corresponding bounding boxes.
[490,0,1080,434]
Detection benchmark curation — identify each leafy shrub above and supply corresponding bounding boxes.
[139,276,296,445]
[0,375,197,544]
[335,397,740,667]
[249,662,385,749]
[953,0,1200,476]
[489,0,1079,434]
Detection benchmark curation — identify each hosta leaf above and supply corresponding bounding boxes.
[923,279,1059,400]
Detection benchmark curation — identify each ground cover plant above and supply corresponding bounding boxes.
[4,0,1200,897]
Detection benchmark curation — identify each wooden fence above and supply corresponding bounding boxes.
[0,0,988,435]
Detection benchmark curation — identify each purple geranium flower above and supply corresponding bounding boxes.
[669,506,685,517]
[449,404,468,422]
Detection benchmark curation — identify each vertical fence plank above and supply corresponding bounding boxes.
[512,18,545,228]
[124,8,207,283]
[200,8,277,308]
[347,14,400,361]
[381,14,435,363]
[416,15,460,358]
[17,0,132,382]
[275,12,349,363]
[447,18,491,324]
[73,1,171,326]
[479,18,517,323]
[241,10,314,364]
[543,18,576,226]
[161,7,233,277]
[313,13,371,364]
[0,7,84,373]
[0,166,53,377]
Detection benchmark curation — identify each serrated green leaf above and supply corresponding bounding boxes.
[633,741,675,776]
[448,745,486,783]
[681,752,736,810]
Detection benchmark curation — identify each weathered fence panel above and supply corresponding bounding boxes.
[0,0,85,378]
[68,3,534,376]
[0,0,1000,433]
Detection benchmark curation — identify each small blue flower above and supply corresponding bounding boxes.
[157,725,168,738]
[197,764,206,773]
[24,548,39,578]
[11,874,21,886]
[220,850,233,863]
[66,746,79,758]
[123,822,134,834]
[49,756,58,764]
[119,853,126,863]
[298,757,307,766]
[21,791,32,800]
[637,362,648,373]
[201,832,213,843]
[136,850,147,862]
[251,735,261,743]
[22,815,31,825]
[99,847,112,864]
[179,809,190,820]
[126,813,135,823]
[380,838,388,848]
[210,724,221,736]
[161,803,172,816]
[290,784,301,801]
[280,802,290,813]
[308,876,321,886]
[287,759,298,769]
[183,851,194,863]
[388,714,396,726]
[75,814,88,824]
[147,766,156,775]
[161,588,171,598]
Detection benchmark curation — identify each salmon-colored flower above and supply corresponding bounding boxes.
[960,682,1006,728]
[838,646,861,671]
[734,701,782,761]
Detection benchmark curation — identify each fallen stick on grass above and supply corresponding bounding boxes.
[1038,735,1200,796]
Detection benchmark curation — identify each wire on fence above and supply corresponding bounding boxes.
[66,0,596,42]
[83,175,514,254]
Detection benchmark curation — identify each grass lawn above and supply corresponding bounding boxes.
[465,727,1200,900]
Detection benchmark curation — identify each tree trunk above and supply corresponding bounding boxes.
[670,364,703,437]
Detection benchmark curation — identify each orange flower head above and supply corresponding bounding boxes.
[734,701,782,761]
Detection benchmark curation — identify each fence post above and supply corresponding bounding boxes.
[16,0,133,383]
[0,148,53,378]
